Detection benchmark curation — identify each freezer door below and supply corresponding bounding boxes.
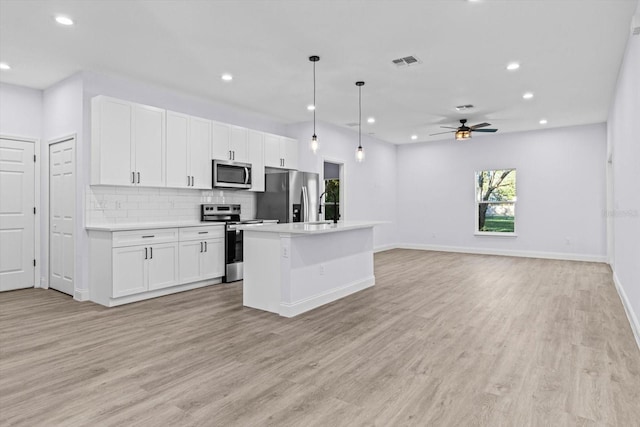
[256,170,290,223]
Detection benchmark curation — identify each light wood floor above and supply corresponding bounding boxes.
[1,250,639,426]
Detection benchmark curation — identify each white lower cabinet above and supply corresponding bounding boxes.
[178,226,224,284]
[89,224,224,307]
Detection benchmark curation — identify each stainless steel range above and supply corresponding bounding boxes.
[201,204,264,282]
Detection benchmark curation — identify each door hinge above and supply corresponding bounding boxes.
[33,259,36,267]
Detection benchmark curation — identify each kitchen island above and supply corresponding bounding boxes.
[241,221,379,317]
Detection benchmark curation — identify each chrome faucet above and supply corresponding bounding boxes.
[318,190,340,223]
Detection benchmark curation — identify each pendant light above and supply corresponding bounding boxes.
[309,55,320,154]
[355,81,365,162]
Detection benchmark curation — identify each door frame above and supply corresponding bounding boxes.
[321,157,346,221]
[0,134,41,288]
[46,135,77,294]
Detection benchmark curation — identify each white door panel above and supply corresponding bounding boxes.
[201,238,224,279]
[147,243,179,290]
[0,138,35,291]
[166,111,189,188]
[95,97,132,186]
[49,138,75,296]
[190,117,211,189]
[113,246,147,297]
[179,240,202,284]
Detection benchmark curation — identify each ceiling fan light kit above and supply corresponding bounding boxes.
[430,118,498,141]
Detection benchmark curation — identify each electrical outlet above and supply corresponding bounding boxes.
[565,237,571,245]
[282,246,288,258]
[320,264,325,275]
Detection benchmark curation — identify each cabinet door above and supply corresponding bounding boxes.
[147,242,179,290]
[133,104,165,187]
[189,117,212,189]
[264,133,281,168]
[201,238,224,279]
[179,240,203,284]
[112,246,147,297]
[212,122,231,160]
[230,126,248,163]
[166,111,189,188]
[248,130,265,192]
[281,137,298,170]
[92,97,133,186]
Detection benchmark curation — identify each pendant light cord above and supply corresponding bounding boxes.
[358,85,362,147]
[313,60,316,135]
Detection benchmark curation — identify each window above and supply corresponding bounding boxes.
[323,178,340,221]
[475,169,516,234]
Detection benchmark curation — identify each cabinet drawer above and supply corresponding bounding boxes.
[112,228,178,247]
[179,225,225,241]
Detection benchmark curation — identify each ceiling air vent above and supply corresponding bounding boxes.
[455,104,474,111]
[392,55,422,67]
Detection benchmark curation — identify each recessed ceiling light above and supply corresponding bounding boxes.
[411,135,418,140]
[307,104,315,111]
[55,15,74,26]
[523,92,534,100]
[539,119,548,125]
[367,117,375,124]
[0,62,11,70]
[506,62,520,71]
[221,73,233,81]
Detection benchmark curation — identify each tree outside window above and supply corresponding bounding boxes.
[323,179,340,221]
[476,169,516,233]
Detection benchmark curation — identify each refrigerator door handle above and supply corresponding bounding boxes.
[302,186,309,222]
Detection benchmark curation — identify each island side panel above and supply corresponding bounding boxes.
[280,227,375,317]
[243,231,283,313]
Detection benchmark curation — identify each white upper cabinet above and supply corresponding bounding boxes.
[132,104,165,187]
[248,130,265,192]
[264,133,298,170]
[166,111,212,189]
[91,96,165,187]
[91,96,133,186]
[211,121,231,161]
[166,111,190,188]
[189,116,212,189]
[212,122,249,163]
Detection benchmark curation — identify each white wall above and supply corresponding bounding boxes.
[607,3,640,347]
[0,83,42,139]
[286,121,398,250]
[396,123,607,261]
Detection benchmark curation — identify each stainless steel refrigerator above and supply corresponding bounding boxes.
[256,169,320,223]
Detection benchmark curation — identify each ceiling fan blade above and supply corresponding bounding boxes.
[429,130,456,136]
[473,128,498,133]
[470,122,491,129]
[439,126,459,129]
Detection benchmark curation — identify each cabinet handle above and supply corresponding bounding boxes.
[198,231,208,234]
[142,235,154,238]
[200,242,203,252]
[229,150,232,160]
[192,176,195,186]
[204,241,207,252]
[137,172,140,184]
[145,247,148,259]
[150,247,153,259]
[187,175,190,186]
[132,171,135,184]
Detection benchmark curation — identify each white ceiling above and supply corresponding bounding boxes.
[0,0,637,144]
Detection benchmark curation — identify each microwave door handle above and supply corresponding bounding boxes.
[244,167,249,185]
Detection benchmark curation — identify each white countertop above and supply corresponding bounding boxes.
[85,222,225,232]
[239,221,382,235]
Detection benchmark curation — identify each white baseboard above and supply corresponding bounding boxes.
[395,243,607,263]
[612,271,640,351]
[279,276,375,318]
[74,288,90,301]
[374,244,397,253]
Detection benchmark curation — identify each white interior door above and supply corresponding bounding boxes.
[0,138,35,291]
[49,138,75,295]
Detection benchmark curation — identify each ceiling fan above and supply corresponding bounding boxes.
[430,119,498,140]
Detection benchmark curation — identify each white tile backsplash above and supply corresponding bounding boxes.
[86,186,257,226]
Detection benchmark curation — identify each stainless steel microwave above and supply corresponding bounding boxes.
[213,160,252,189]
